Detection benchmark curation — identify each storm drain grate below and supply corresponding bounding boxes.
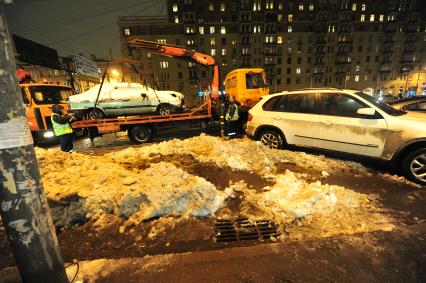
[214,218,279,242]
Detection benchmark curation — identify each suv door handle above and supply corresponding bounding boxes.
[273,116,282,120]
[321,120,332,126]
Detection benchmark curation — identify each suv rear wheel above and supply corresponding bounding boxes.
[258,130,284,149]
[402,148,426,185]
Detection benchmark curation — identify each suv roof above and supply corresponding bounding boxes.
[268,88,359,97]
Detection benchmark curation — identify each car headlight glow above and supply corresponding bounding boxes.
[43,131,55,138]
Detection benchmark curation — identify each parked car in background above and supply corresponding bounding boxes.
[68,82,185,119]
[378,94,399,104]
[389,96,426,113]
[246,88,426,185]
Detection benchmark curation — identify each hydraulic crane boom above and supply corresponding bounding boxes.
[128,38,220,100]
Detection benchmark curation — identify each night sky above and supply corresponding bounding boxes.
[5,0,166,58]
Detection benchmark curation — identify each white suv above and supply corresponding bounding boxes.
[246,88,426,185]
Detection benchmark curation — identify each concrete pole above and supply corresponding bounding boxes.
[0,2,68,282]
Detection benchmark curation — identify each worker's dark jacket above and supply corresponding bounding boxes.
[52,114,72,124]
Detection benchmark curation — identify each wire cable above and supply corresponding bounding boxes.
[46,1,162,46]
[32,0,150,32]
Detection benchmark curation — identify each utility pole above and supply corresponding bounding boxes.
[0,2,68,282]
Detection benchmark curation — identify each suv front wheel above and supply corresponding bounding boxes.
[402,148,426,186]
[258,130,284,149]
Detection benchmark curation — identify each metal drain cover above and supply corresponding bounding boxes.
[214,218,279,242]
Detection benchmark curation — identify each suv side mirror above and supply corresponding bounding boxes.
[356,107,376,116]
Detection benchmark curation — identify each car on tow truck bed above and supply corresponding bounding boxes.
[246,88,426,185]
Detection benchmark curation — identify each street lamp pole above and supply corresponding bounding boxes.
[0,2,68,282]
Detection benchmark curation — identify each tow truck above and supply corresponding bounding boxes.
[17,68,76,144]
[71,39,269,144]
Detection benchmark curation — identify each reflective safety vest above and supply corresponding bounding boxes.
[225,103,239,121]
[51,114,73,136]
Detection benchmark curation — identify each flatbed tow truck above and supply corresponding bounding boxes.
[72,97,213,144]
[70,39,268,144]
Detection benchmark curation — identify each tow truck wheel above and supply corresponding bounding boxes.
[157,103,172,116]
[86,108,105,120]
[129,126,153,144]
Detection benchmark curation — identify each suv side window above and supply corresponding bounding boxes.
[285,93,316,114]
[262,96,283,111]
[320,92,369,118]
[419,102,426,111]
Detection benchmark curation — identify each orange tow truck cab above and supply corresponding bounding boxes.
[19,83,75,144]
[224,68,269,108]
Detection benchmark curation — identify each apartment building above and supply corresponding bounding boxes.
[119,0,426,104]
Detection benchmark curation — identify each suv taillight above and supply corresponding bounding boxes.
[248,113,253,121]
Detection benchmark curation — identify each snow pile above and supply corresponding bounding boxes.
[227,171,394,239]
[35,139,393,239]
[261,171,337,220]
[36,148,231,227]
[216,170,394,239]
[107,134,366,175]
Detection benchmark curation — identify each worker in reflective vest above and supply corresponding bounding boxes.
[51,104,75,152]
[225,96,240,137]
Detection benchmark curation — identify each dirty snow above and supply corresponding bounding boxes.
[37,148,232,227]
[35,134,395,239]
[106,134,367,176]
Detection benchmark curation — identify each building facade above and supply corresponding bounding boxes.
[119,0,426,104]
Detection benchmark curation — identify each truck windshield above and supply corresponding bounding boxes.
[246,72,265,89]
[356,92,406,116]
[29,86,74,105]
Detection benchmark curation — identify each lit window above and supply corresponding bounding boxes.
[278,14,283,22]
[232,39,237,45]
[188,62,195,67]
[173,4,178,12]
[288,14,293,22]
[124,28,130,35]
[309,4,314,11]
[174,16,179,23]
[352,4,356,11]
[296,67,301,74]
[221,26,226,34]
[277,36,283,44]
[221,48,226,56]
[211,49,216,56]
[379,14,384,22]
[209,3,214,11]
[278,3,283,10]
[157,38,167,44]
[220,3,225,11]
[288,26,293,32]
[356,65,360,72]
[355,75,360,82]
[210,26,215,34]
[199,26,204,34]
[160,61,169,69]
[185,27,194,34]
[210,38,216,46]
[360,15,365,22]
[299,4,304,10]
[370,14,375,21]
[361,4,366,11]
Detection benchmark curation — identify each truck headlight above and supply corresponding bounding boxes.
[43,131,55,138]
